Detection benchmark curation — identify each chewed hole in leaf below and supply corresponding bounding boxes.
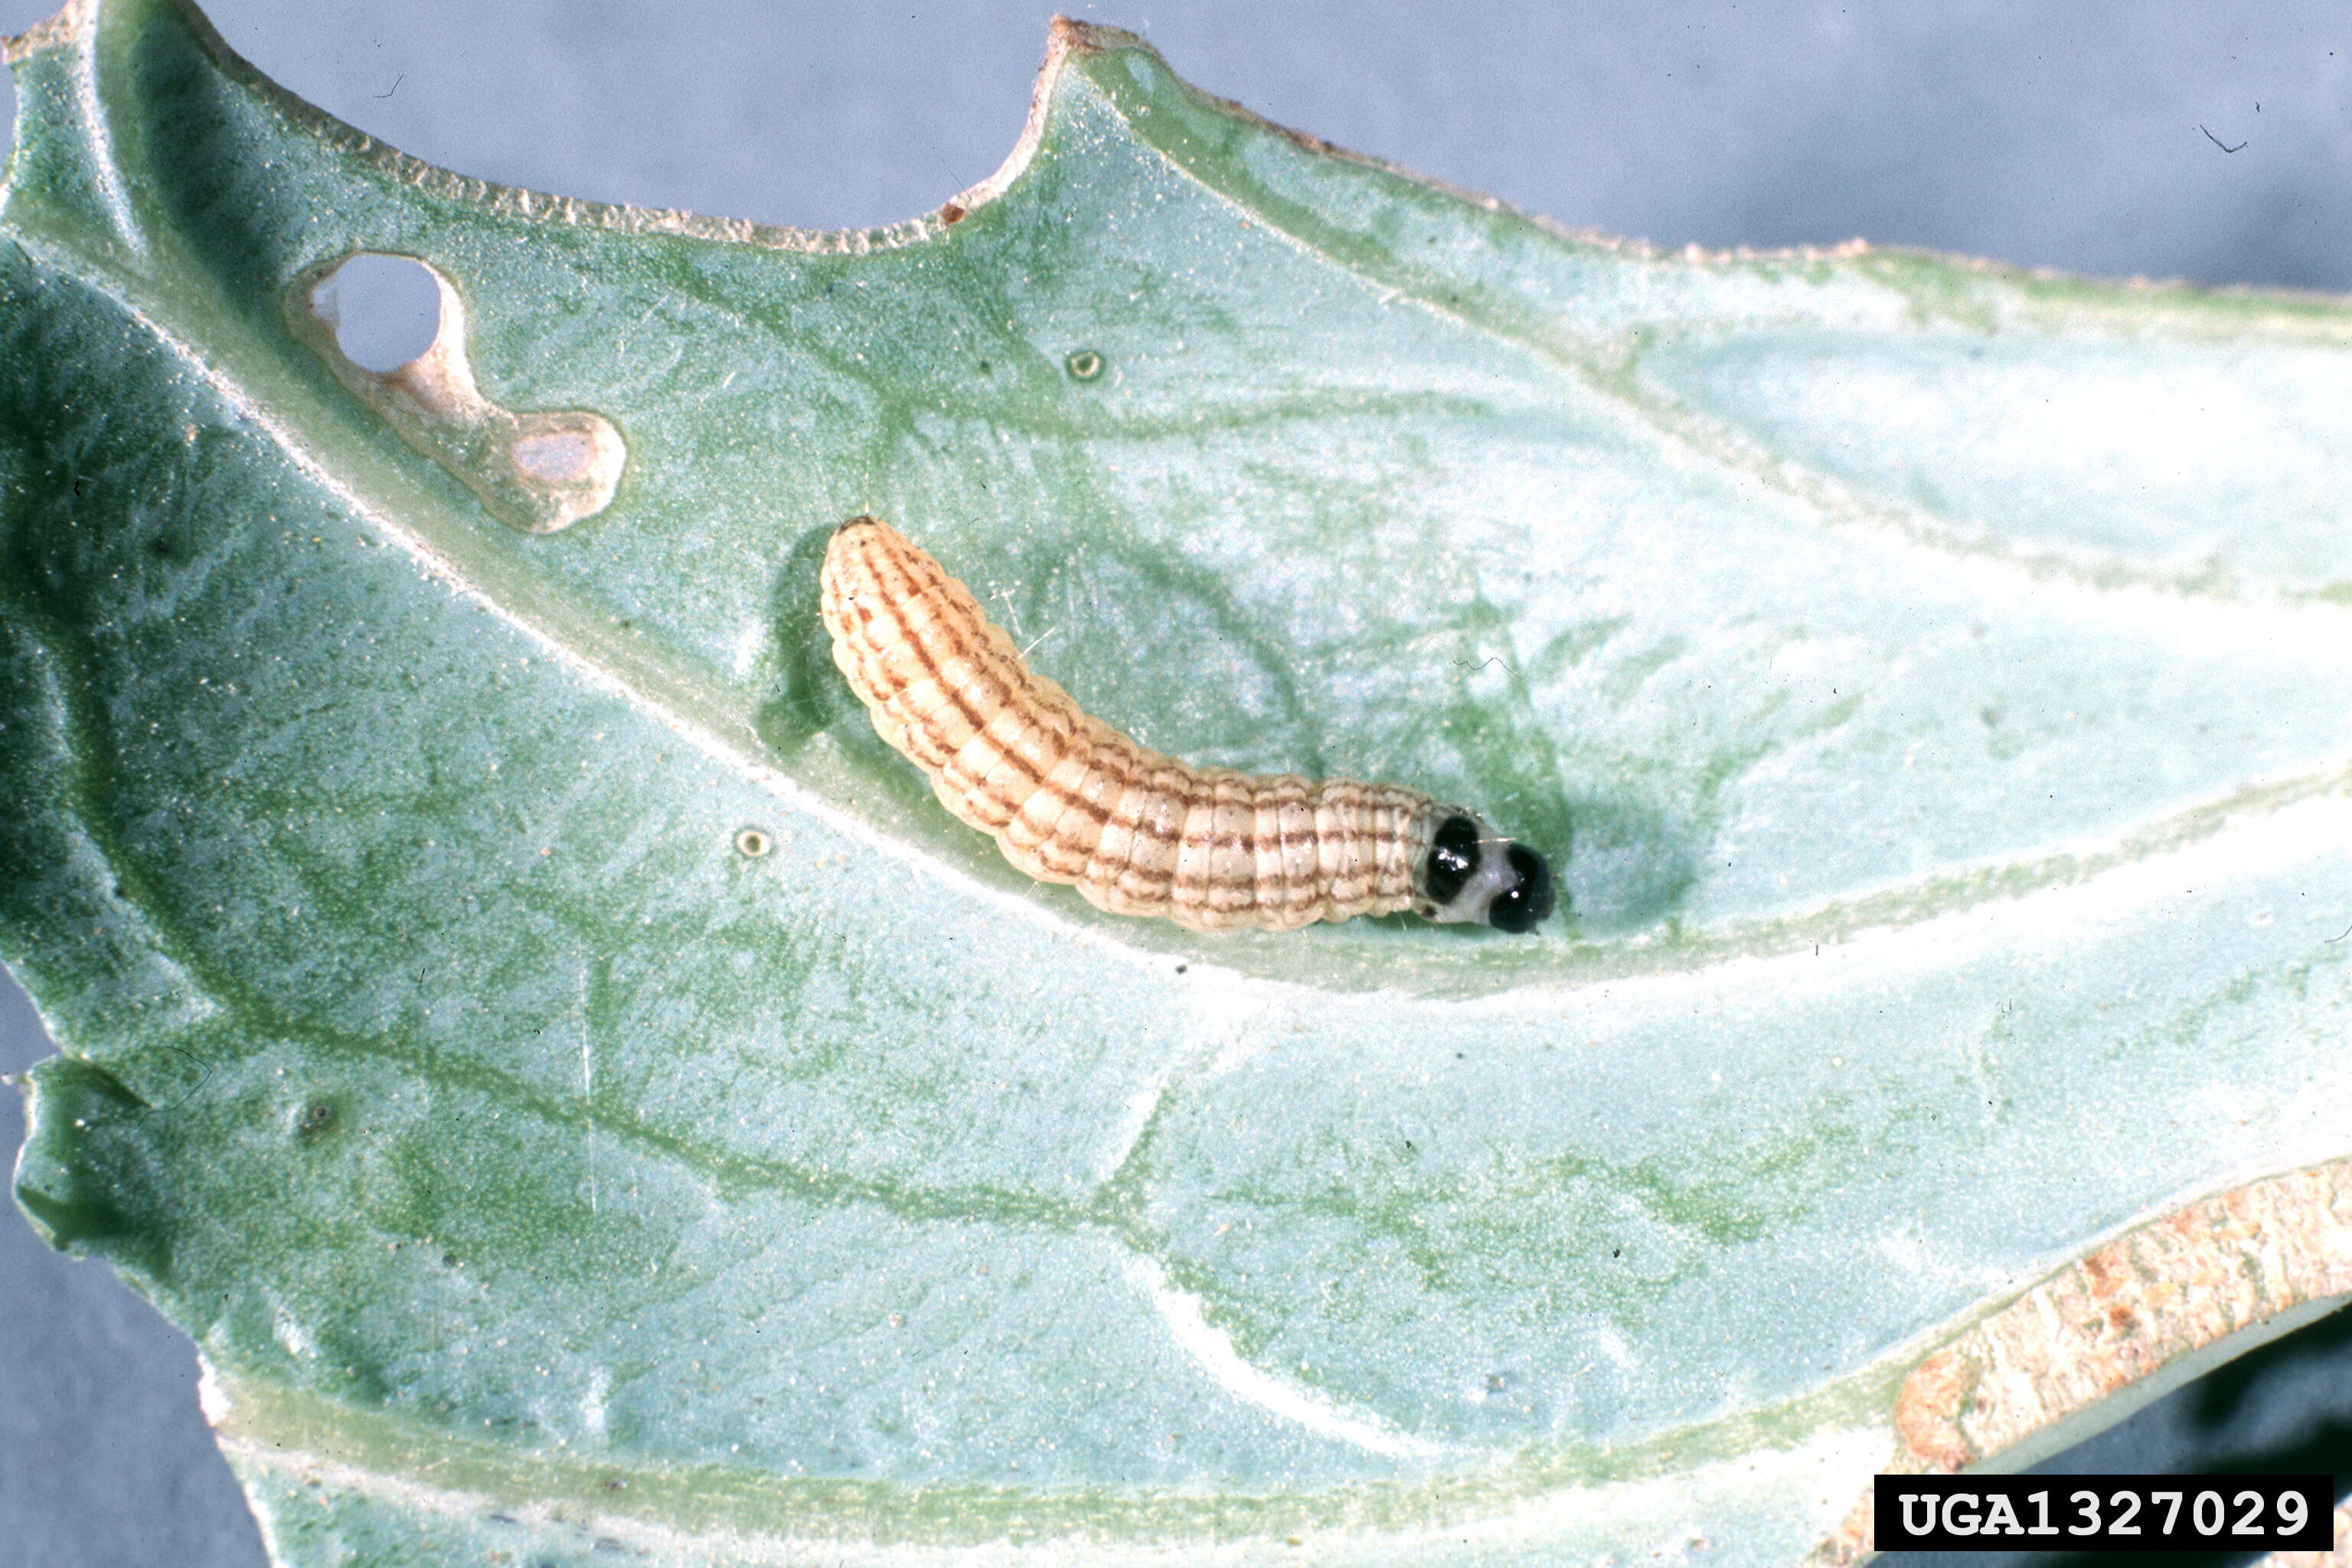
[310,253,441,374]
[288,252,626,534]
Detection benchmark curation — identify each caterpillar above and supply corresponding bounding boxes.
[819,518,1554,935]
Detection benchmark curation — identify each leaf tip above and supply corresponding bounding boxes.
[11,1055,166,1276]
[939,15,1165,227]
[2,0,92,67]
[1045,15,1151,57]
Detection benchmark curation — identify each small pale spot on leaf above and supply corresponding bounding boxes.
[508,430,596,485]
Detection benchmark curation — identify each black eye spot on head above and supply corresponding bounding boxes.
[1426,815,1480,904]
[1486,844,1555,933]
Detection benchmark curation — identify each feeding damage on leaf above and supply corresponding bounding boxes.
[287,252,625,533]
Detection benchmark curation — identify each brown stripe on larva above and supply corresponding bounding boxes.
[821,518,1446,933]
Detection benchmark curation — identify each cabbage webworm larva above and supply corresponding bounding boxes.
[821,518,1554,934]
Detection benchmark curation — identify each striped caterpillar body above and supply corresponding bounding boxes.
[819,518,1555,935]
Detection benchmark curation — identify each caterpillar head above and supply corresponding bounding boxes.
[1417,812,1555,933]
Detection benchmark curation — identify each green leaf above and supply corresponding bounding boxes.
[5,1,2351,1563]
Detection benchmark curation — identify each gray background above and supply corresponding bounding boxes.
[3,3,2350,1565]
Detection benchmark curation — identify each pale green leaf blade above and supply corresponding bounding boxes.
[4,2,2350,1565]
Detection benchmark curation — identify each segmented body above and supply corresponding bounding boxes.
[821,518,1444,932]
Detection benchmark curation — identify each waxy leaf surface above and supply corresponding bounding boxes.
[5,2,2350,1563]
